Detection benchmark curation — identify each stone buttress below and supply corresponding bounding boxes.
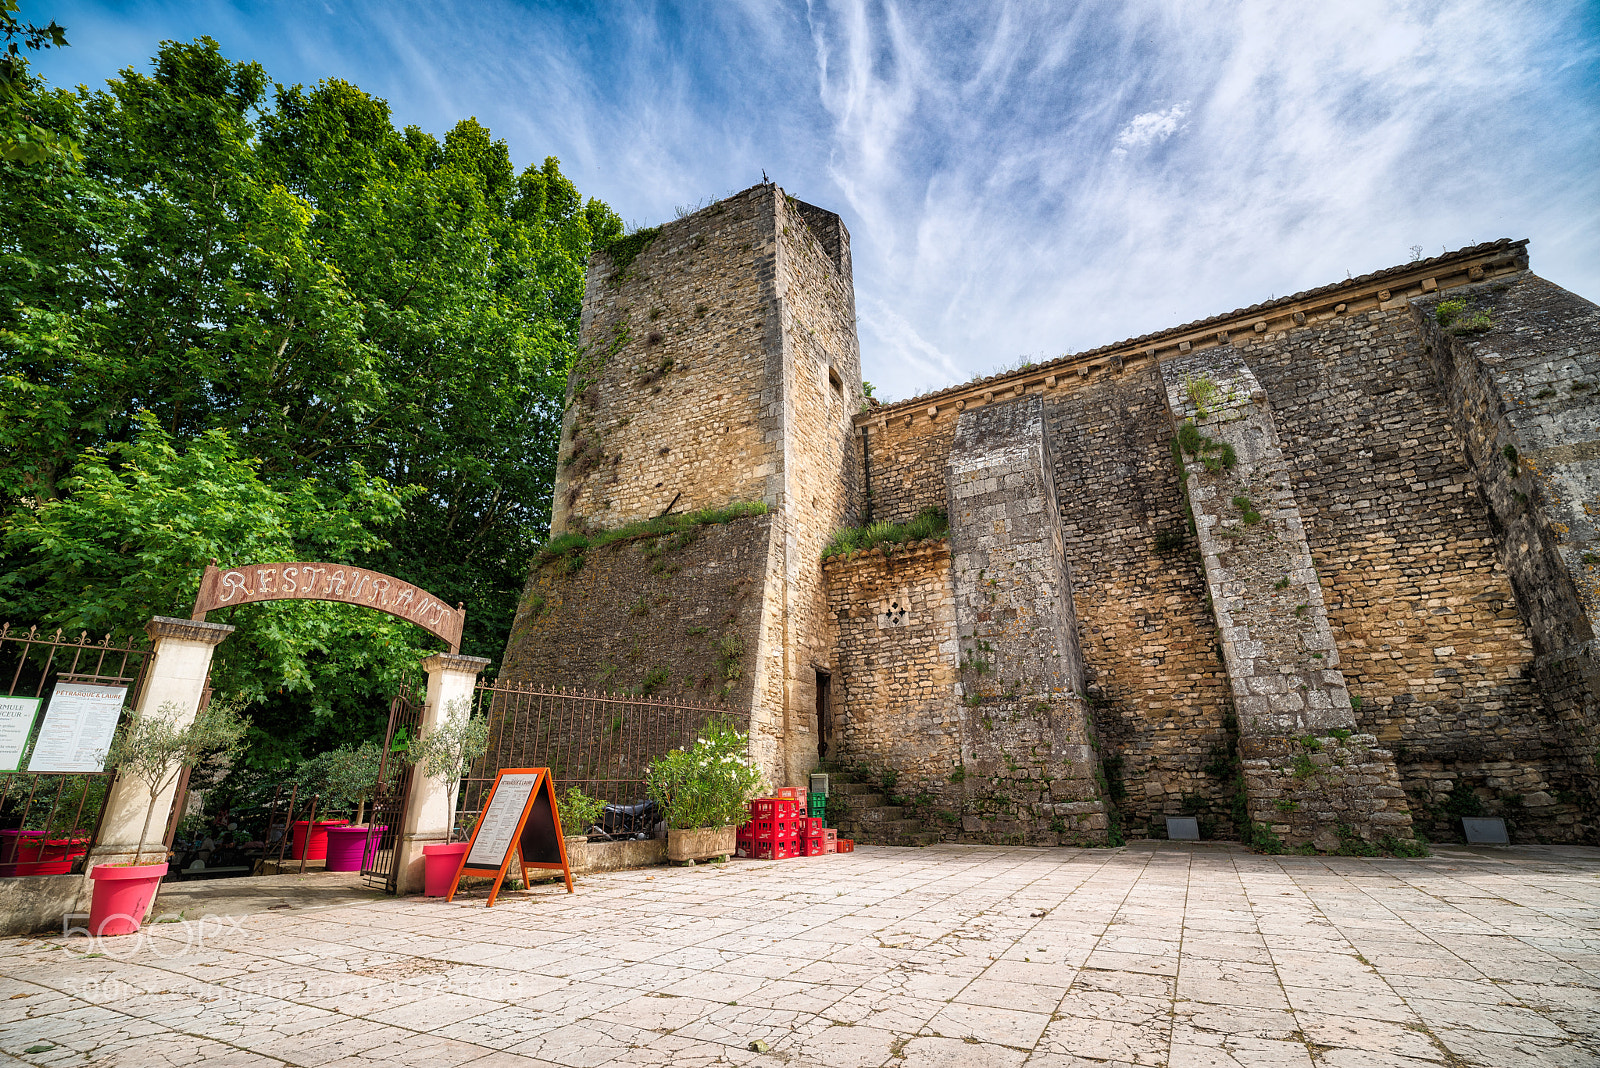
[944,396,1109,842]
[1161,350,1414,850]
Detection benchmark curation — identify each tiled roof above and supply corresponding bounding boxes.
[867,238,1528,416]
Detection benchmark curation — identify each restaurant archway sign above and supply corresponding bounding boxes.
[78,561,475,883]
[191,561,465,653]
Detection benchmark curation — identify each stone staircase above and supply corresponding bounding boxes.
[820,765,941,847]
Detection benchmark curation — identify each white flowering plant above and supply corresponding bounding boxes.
[645,720,766,830]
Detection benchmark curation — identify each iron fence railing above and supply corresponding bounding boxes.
[457,679,742,836]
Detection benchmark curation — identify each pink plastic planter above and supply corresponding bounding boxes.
[13,860,72,875]
[325,825,387,872]
[88,862,168,936]
[422,842,470,897]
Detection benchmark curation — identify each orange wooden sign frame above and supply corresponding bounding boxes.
[446,767,573,906]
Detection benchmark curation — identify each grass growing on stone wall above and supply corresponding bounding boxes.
[1153,528,1187,552]
[1184,374,1223,417]
[1435,298,1492,335]
[822,507,948,560]
[533,501,769,573]
[601,226,660,282]
[1177,421,1237,474]
[714,633,743,683]
[634,666,671,696]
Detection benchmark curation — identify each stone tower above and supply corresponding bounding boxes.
[503,183,862,786]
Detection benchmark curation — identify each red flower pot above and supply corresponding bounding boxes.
[14,860,73,875]
[30,836,89,862]
[0,828,40,864]
[289,819,350,860]
[422,842,470,897]
[89,862,169,936]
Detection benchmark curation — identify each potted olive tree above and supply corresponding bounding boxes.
[407,698,490,895]
[92,697,249,935]
[647,720,765,864]
[317,742,394,871]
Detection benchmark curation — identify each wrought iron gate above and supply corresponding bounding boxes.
[361,684,421,893]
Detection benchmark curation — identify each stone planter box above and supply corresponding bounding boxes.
[558,836,668,876]
[666,826,737,863]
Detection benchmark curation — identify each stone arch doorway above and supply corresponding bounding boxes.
[88,561,488,897]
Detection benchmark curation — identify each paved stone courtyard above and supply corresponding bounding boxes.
[2,842,1597,1067]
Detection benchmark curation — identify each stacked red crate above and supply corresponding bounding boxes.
[737,795,802,859]
[737,794,856,859]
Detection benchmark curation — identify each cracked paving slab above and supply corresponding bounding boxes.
[0,841,1595,1067]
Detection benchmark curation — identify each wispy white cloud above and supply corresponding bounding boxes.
[1112,102,1188,157]
[33,0,1600,403]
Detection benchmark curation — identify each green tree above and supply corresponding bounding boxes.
[0,1,77,165]
[0,38,621,766]
[293,740,392,823]
[0,414,423,761]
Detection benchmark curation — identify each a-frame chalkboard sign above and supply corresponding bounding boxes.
[447,767,573,906]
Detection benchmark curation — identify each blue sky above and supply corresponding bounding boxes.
[25,1,1600,401]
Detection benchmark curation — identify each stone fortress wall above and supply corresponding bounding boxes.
[851,238,1598,845]
[503,178,1599,848]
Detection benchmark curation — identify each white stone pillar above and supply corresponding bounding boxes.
[395,652,490,894]
[87,616,234,872]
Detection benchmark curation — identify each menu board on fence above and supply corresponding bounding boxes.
[448,767,573,906]
[26,683,127,772]
[0,696,42,772]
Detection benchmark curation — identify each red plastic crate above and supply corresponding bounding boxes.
[801,816,825,835]
[775,838,800,859]
[823,828,838,852]
[751,798,777,819]
[837,838,855,853]
[775,786,801,800]
[735,834,755,858]
[777,798,801,818]
[802,834,827,857]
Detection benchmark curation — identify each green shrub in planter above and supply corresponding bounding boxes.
[646,720,766,829]
[293,740,396,824]
[560,787,605,836]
